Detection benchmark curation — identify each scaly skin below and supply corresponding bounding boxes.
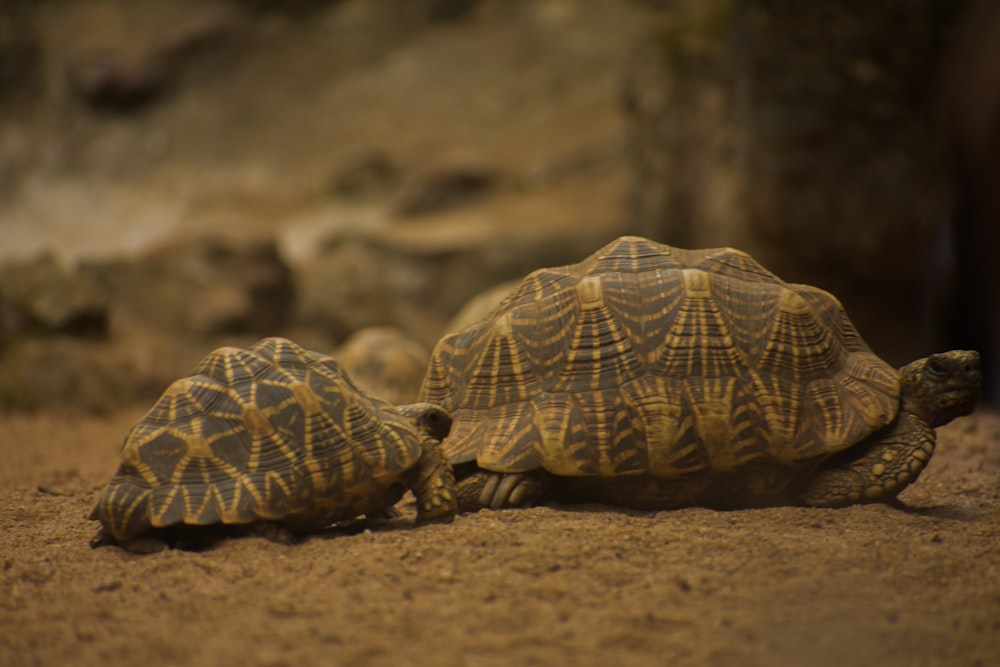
[802,350,981,507]
[409,434,458,523]
[801,411,935,507]
[398,403,458,523]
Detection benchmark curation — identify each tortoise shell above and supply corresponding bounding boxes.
[91,337,450,542]
[334,327,430,405]
[419,236,900,505]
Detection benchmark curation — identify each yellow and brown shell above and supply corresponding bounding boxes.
[419,236,900,486]
[92,338,429,541]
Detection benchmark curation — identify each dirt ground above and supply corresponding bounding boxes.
[1,406,997,667]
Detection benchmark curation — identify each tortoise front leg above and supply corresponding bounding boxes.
[801,411,935,507]
[409,435,458,524]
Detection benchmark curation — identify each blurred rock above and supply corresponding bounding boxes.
[57,0,243,111]
[0,253,108,345]
[0,338,130,413]
[81,235,294,338]
[622,0,966,366]
[0,332,205,414]
[0,5,41,107]
[394,158,499,217]
[410,0,484,23]
[235,0,483,22]
[69,51,167,112]
[294,217,609,348]
[332,326,429,405]
[0,234,293,412]
[330,151,401,200]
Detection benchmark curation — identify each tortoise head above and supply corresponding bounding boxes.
[899,350,981,427]
[395,402,453,442]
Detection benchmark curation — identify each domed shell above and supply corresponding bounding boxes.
[92,337,426,541]
[334,326,430,405]
[419,236,900,480]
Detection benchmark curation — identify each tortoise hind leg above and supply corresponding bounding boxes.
[453,466,548,512]
[802,412,935,507]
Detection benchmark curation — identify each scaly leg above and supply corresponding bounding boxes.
[801,411,935,507]
[409,435,458,524]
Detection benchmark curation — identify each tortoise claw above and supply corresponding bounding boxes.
[478,473,544,509]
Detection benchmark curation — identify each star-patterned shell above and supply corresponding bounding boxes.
[91,338,430,541]
[419,236,900,485]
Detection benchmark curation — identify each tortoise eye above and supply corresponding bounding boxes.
[926,357,948,377]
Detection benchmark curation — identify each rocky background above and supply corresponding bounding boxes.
[1,0,997,410]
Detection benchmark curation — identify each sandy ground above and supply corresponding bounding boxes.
[0,406,997,667]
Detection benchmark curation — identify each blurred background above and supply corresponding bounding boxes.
[0,0,996,412]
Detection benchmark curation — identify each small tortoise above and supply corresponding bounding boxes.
[91,337,456,549]
[334,326,430,405]
[419,236,981,511]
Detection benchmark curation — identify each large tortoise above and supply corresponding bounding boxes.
[419,236,981,511]
[91,337,456,549]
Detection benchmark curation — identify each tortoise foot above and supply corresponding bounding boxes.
[455,470,546,511]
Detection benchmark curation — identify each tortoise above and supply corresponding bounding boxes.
[419,236,981,512]
[334,326,430,405]
[90,337,456,549]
